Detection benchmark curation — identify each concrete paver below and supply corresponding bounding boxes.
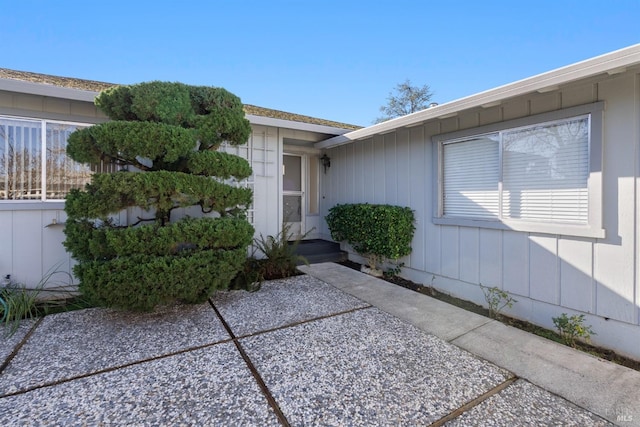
[451,319,640,427]
[212,274,369,337]
[0,343,279,426]
[299,263,492,341]
[445,379,613,427]
[303,263,640,426]
[0,303,229,395]
[240,308,511,426]
[0,319,36,364]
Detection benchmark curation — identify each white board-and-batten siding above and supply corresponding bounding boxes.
[0,91,107,291]
[321,71,640,360]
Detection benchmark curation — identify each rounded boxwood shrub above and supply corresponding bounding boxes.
[325,203,415,269]
[64,81,254,311]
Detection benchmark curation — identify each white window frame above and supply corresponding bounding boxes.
[433,102,604,238]
[0,115,94,209]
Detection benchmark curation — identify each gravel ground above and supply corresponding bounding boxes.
[0,342,280,426]
[0,303,229,395]
[0,319,37,365]
[445,379,614,426]
[241,307,512,426]
[212,274,370,337]
[0,274,622,426]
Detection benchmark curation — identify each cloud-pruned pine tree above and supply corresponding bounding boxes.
[64,82,254,310]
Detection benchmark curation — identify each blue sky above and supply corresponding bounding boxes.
[2,1,639,126]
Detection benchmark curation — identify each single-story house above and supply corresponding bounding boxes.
[2,43,640,360]
[319,44,640,361]
[0,68,357,289]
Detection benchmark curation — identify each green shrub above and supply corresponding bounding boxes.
[64,81,254,311]
[253,225,309,280]
[65,217,254,261]
[480,284,517,319]
[231,225,309,289]
[552,313,596,347]
[230,257,264,292]
[1,267,76,336]
[65,172,252,221]
[325,203,415,270]
[76,248,246,311]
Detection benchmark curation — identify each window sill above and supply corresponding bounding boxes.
[0,201,66,211]
[432,216,605,239]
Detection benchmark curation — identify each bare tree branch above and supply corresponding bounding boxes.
[374,79,434,124]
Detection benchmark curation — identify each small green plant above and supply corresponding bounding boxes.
[552,313,595,347]
[383,262,405,278]
[480,284,517,319]
[1,286,40,336]
[0,267,75,336]
[232,223,311,289]
[230,257,264,292]
[253,224,310,280]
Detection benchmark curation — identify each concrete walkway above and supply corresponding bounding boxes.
[0,263,637,426]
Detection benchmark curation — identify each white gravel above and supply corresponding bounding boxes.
[445,379,614,426]
[241,307,513,426]
[0,319,37,366]
[212,274,370,337]
[0,303,229,395]
[0,342,280,426]
[0,274,619,426]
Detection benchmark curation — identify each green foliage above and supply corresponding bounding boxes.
[479,284,517,319]
[64,217,253,261]
[231,225,309,289]
[67,121,197,168]
[94,85,135,121]
[1,286,39,336]
[65,81,254,311]
[230,258,264,292]
[384,262,405,278]
[552,313,596,347]
[1,268,75,336]
[93,82,251,149]
[128,81,195,126]
[188,85,250,149]
[326,203,415,269]
[65,172,252,219]
[186,150,252,179]
[253,225,309,280]
[76,248,246,311]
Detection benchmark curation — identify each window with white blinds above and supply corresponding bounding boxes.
[443,134,499,219]
[441,115,590,225]
[0,116,99,201]
[501,117,589,223]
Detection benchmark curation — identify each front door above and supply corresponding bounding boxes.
[283,154,304,238]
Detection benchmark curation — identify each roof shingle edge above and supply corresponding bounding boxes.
[0,68,361,131]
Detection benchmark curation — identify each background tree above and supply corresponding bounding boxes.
[63,82,255,311]
[374,79,434,123]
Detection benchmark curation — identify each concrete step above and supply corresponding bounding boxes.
[291,239,347,264]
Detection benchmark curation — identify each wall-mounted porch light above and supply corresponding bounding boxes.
[320,154,331,174]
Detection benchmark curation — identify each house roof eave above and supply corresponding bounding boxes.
[0,77,98,102]
[246,114,353,135]
[0,68,360,134]
[317,43,640,149]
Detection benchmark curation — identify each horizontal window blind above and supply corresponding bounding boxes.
[443,135,499,218]
[46,122,93,200]
[501,117,589,223]
[0,118,42,200]
[0,116,96,201]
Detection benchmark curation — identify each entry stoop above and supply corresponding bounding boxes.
[291,239,347,264]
